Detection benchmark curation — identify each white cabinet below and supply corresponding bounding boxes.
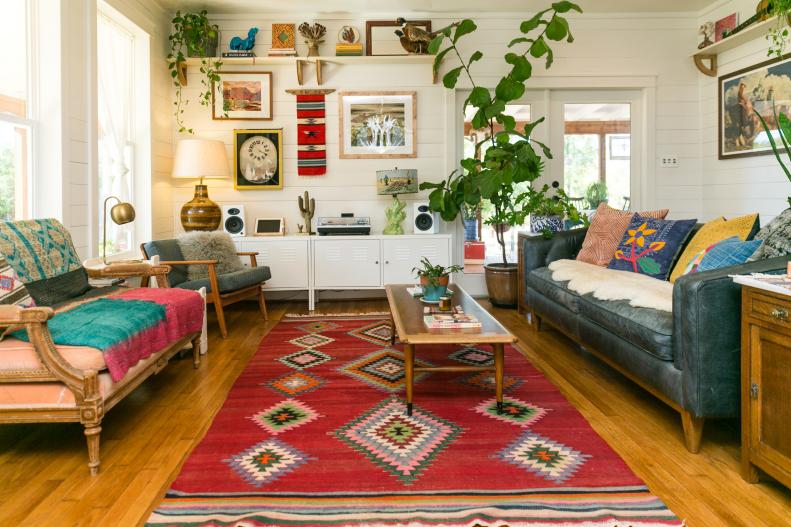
[313,238,381,288]
[382,237,451,285]
[237,238,310,290]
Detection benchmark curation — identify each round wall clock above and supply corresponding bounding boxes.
[239,135,278,183]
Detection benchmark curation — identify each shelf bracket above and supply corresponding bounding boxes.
[285,89,336,95]
[693,54,717,77]
[316,59,324,85]
[176,61,188,86]
[296,59,306,85]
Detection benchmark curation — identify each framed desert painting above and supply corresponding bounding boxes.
[338,91,416,158]
[719,54,791,159]
[233,129,283,190]
[212,71,273,120]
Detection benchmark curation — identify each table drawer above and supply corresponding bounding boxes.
[749,292,791,330]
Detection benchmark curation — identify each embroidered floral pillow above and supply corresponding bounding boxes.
[608,215,697,280]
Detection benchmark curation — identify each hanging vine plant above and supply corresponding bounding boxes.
[766,0,791,57]
[167,10,223,134]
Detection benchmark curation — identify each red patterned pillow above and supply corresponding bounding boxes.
[0,255,35,308]
[576,204,670,266]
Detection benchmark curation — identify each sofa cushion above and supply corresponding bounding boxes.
[527,267,581,314]
[0,256,35,308]
[748,208,791,261]
[178,266,271,294]
[696,237,762,272]
[578,295,674,361]
[0,338,106,372]
[609,215,697,280]
[142,239,188,286]
[576,204,669,266]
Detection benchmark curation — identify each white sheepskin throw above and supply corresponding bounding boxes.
[177,231,245,281]
[548,259,673,312]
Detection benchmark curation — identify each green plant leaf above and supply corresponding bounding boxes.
[546,16,568,41]
[495,77,525,101]
[637,257,661,275]
[505,53,532,81]
[484,99,506,119]
[508,37,532,47]
[552,1,582,13]
[471,109,488,130]
[520,10,549,33]
[453,19,477,43]
[467,86,491,108]
[467,50,483,66]
[497,113,516,131]
[530,37,549,57]
[427,34,444,55]
[433,46,453,75]
[443,66,464,88]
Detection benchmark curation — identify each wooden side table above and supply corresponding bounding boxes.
[740,284,791,489]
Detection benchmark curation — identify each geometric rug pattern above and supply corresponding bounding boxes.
[147,316,681,526]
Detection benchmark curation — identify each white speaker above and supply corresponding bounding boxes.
[222,205,246,236]
[413,203,439,234]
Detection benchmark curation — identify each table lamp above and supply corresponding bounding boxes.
[172,139,229,231]
[102,196,136,264]
[377,168,418,235]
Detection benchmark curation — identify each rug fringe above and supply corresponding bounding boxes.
[283,312,391,319]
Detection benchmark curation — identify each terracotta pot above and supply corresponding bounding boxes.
[484,263,518,307]
[420,275,449,302]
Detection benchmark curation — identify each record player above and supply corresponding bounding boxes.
[317,215,371,236]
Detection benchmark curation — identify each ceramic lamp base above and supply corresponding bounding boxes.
[181,184,221,231]
[383,194,407,235]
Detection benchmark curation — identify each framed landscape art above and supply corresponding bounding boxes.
[338,91,417,159]
[212,71,273,120]
[719,54,791,159]
[233,129,283,190]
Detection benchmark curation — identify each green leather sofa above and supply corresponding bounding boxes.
[518,226,790,453]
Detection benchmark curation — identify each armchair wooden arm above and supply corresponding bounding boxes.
[237,251,259,267]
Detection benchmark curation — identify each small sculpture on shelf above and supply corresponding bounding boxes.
[394,17,433,54]
[230,27,258,50]
[298,191,316,235]
[698,21,714,49]
[298,22,327,57]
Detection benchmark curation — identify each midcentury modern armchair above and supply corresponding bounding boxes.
[141,239,270,338]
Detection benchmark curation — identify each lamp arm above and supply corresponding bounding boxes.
[102,196,121,265]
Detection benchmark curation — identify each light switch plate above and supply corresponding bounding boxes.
[660,156,679,168]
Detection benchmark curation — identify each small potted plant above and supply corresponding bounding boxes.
[584,181,608,210]
[413,257,463,302]
[522,181,587,236]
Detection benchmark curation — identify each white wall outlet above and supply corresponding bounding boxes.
[660,155,679,168]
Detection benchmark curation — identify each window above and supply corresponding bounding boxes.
[97,7,145,259]
[0,0,33,221]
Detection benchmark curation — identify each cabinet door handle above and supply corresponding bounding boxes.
[385,260,389,264]
[375,260,379,264]
[770,308,789,320]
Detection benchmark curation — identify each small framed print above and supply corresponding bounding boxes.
[253,217,285,236]
[212,71,273,120]
[234,129,283,190]
[338,91,417,158]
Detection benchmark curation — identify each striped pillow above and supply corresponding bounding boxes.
[0,255,35,308]
[576,204,670,266]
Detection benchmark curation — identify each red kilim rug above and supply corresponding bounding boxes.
[147,316,681,526]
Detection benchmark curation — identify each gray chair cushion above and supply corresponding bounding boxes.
[527,267,581,314]
[143,239,187,286]
[178,266,271,294]
[578,295,674,361]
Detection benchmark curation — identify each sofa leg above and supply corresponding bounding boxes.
[680,409,705,453]
[258,286,268,320]
[213,301,228,339]
[84,424,102,475]
[530,311,542,332]
[191,335,201,368]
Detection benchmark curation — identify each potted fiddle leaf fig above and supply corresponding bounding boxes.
[420,2,583,307]
[167,10,223,133]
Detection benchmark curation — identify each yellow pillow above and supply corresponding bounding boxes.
[669,214,759,282]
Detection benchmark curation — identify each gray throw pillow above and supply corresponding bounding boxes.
[748,208,791,261]
[177,231,245,281]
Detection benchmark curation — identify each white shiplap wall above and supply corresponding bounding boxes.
[167,10,703,237]
[698,0,790,223]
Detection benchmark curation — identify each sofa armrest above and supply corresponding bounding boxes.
[674,255,790,417]
[85,263,172,288]
[517,228,588,312]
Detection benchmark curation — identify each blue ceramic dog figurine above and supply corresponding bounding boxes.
[230,27,258,51]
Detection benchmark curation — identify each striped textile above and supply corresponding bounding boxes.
[296,94,327,176]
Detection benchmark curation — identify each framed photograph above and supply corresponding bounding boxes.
[714,13,738,42]
[253,217,285,236]
[212,71,273,120]
[719,54,791,159]
[365,20,431,56]
[233,129,283,189]
[338,91,417,159]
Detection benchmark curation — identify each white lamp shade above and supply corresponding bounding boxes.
[172,139,229,179]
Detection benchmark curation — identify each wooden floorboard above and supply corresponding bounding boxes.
[0,299,789,526]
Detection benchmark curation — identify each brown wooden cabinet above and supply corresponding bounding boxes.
[741,285,791,489]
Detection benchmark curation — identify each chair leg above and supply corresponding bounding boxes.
[213,300,228,338]
[84,424,102,475]
[191,335,201,368]
[258,286,268,320]
[680,409,705,454]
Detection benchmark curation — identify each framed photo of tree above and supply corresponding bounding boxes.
[338,91,417,159]
[233,129,283,190]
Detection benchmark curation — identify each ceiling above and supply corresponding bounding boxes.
[155,0,715,15]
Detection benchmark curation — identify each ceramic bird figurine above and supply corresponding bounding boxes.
[394,17,433,54]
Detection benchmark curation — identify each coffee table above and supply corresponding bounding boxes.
[385,283,517,416]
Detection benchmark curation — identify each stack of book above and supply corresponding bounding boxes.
[336,42,363,56]
[423,307,481,329]
[222,50,255,58]
[268,47,296,57]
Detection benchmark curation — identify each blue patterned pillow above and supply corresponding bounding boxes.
[697,237,762,272]
[608,214,697,280]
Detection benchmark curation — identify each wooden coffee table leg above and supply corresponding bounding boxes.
[493,343,504,414]
[390,316,396,345]
[404,343,414,416]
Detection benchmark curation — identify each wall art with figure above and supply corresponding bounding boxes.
[339,91,416,158]
[233,129,283,190]
[719,54,791,159]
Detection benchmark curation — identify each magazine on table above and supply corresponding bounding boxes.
[423,312,482,329]
[732,272,791,297]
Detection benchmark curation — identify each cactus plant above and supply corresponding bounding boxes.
[298,191,316,234]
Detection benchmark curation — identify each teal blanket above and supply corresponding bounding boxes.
[12,298,166,350]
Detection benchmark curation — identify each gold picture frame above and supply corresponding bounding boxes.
[233,129,284,190]
[338,91,417,159]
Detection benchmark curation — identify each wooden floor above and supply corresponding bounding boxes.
[1,299,790,526]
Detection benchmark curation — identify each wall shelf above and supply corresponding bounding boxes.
[692,16,778,77]
[175,54,436,86]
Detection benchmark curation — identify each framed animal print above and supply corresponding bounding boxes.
[338,91,417,159]
[212,71,273,120]
[719,54,791,159]
[234,129,283,190]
